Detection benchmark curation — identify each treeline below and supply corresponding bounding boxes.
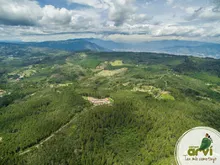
[0,87,88,165]
[174,57,220,76]
[19,98,206,165]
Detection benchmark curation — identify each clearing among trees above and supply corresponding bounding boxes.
[96,68,128,77]
[85,97,113,106]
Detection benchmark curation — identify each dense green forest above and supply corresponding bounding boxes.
[0,45,220,165]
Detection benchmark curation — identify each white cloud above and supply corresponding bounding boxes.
[185,7,197,14]
[68,0,138,26]
[40,5,72,25]
[166,0,174,5]
[128,14,152,24]
[212,0,220,12]
[0,0,42,26]
[107,0,136,26]
[0,0,102,31]
[0,0,220,42]
[67,0,109,9]
[186,6,220,21]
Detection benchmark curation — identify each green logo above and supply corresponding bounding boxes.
[187,133,213,156]
[175,127,220,165]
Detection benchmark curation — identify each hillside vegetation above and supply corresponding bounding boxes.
[0,46,220,165]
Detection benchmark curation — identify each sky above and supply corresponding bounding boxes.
[0,0,220,43]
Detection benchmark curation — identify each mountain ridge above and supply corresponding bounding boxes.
[1,38,220,58]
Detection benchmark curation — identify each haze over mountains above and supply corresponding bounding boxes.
[1,39,220,59]
[86,39,220,59]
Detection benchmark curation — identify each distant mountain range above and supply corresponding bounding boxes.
[26,39,109,52]
[85,38,220,58]
[0,39,109,52]
[1,38,220,58]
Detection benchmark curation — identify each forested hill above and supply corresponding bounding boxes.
[1,45,220,164]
